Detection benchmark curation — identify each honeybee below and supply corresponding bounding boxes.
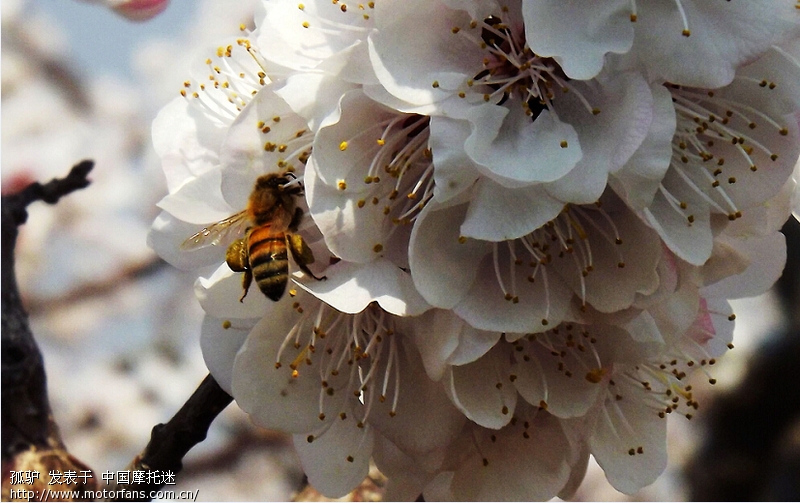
[181,172,324,302]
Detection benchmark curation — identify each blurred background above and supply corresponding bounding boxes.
[2,0,798,500]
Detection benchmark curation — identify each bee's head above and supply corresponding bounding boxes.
[255,172,301,193]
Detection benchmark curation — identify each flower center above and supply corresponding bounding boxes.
[275,296,402,438]
[507,323,605,409]
[450,12,599,118]
[659,81,788,224]
[481,202,624,321]
[340,114,435,249]
[179,32,269,122]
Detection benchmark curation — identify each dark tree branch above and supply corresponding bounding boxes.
[6,160,94,218]
[2,160,94,460]
[112,374,233,500]
[2,161,98,500]
[2,161,233,502]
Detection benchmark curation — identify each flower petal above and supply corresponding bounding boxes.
[200,315,255,394]
[293,403,375,498]
[219,86,312,209]
[453,251,573,333]
[522,0,633,80]
[464,103,582,186]
[156,167,235,224]
[450,411,572,500]
[232,296,350,433]
[369,0,480,106]
[445,346,517,429]
[296,258,431,316]
[369,344,466,454]
[611,84,676,210]
[409,197,488,309]
[589,382,667,494]
[701,232,786,299]
[628,0,800,88]
[195,264,273,319]
[545,72,655,204]
[461,178,564,241]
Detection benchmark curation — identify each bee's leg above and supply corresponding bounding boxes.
[226,238,252,302]
[288,207,304,232]
[239,270,253,303]
[287,234,327,281]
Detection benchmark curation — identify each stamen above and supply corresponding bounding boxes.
[672,0,691,36]
[493,243,512,301]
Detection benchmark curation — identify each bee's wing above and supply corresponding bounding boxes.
[180,211,250,251]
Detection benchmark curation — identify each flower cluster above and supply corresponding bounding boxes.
[150,1,800,499]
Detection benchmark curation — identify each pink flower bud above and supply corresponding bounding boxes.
[109,0,169,22]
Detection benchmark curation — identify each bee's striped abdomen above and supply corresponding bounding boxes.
[247,226,289,301]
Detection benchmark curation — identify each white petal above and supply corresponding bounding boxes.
[522,0,633,80]
[445,346,517,429]
[232,298,350,433]
[447,324,502,367]
[293,405,374,498]
[464,103,582,186]
[257,0,374,73]
[156,167,236,224]
[423,472,455,502]
[629,0,800,88]
[545,72,654,204]
[369,0,479,106]
[611,85,676,210]
[646,281,701,349]
[454,251,572,333]
[451,412,572,501]
[411,310,463,381]
[726,176,796,237]
[715,43,800,129]
[553,203,661,313]
[643,171,713,266]
[296,258,431,316]
[306,157,384,264]
[706,118,799,211]
[275,73,359,132]
[152,98,225,193]
[511,340,603,418]
[309,89,401,185]
[624,311,664,345]
[589,383,667,494]
[680,297,734,360]
[701,232,786,299]
[461,178,564,241]
[148,211,228,271]
[369,344,466,455]
[219,87,311,210]
[195,264,273,319]
[200,315,254,394]
[409,197,488,309]
[372,434,436,502]
[428,116,482,203]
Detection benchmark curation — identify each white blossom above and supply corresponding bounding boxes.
[148,1,800,499]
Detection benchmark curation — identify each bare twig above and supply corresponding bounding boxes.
[2,161,97,500]
[112,374,233,500]
[2,161,233,502]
